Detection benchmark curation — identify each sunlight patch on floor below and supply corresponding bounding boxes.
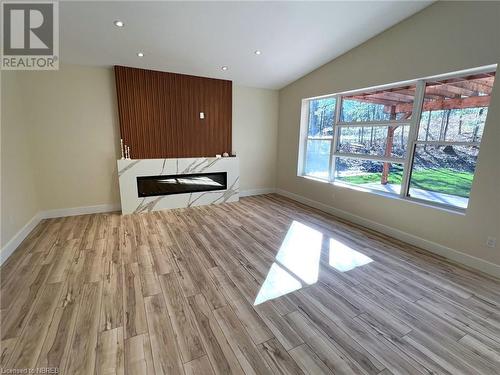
[329,238,373,272]
[275,221,322,285]
[254,221,373,305]
[254,263,302,305]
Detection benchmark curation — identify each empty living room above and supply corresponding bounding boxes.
[1,1,500,374]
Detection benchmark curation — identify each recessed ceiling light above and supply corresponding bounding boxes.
[254,50,262,55]
[114,20,124,27]
[137,52,144,57]
[221,66,228,71]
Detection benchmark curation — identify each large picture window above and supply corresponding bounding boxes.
[299,66,496,210]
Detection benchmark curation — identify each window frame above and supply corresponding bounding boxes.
[300,95,336,180]
[298,65,497,212]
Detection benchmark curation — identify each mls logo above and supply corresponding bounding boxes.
[1,1,59,70]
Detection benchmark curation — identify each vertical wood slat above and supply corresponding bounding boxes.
[114,66,232,159]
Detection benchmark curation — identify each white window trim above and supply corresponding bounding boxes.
[298,64,497,212]
[337,120,411,127]
[333,152,405,164]
[400,79,426,198]
[414,140,481,147]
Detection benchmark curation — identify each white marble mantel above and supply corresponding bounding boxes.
[117,157,239,214]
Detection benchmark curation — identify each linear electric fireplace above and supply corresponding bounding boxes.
[118,158,239,213]
[137,172,227,197]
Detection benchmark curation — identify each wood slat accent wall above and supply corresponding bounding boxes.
[114,66,232,159]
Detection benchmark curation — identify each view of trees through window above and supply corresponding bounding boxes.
[337,125,409,158]
[301,69,496,209]
[304,97,335,178]
[418,108,487,143]
[307,97,336,137]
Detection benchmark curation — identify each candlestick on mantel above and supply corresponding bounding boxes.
[120,139,125,159]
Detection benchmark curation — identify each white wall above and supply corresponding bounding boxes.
[1,72,40,249]
[277,2,500,270]
[23,65,122,211]
[233,86,279,193]
[0,65,279,251]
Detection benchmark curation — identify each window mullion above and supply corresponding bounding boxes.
[401,80,426,198]
[337,120,411,127]
[329,95,342,182]
[415,140,481,147]
[332,152,405,164]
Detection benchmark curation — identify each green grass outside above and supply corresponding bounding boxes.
[339,168,473,198]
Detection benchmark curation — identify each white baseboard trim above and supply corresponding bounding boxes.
[0,212,43,265]
[240,188,276,197]
[276,188,500,279]
[40,203,121,219]
[0,203,120,265]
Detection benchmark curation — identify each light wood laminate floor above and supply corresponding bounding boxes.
[1,194,500,375]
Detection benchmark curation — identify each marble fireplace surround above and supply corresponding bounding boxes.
[117,157,239,214]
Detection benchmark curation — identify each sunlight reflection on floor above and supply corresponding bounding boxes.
[253,263,302,305]
[328,238,373,272]
[275,221,322,285]
[254,220,373,306]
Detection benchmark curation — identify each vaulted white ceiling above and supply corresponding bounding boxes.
[60,1,432,89]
